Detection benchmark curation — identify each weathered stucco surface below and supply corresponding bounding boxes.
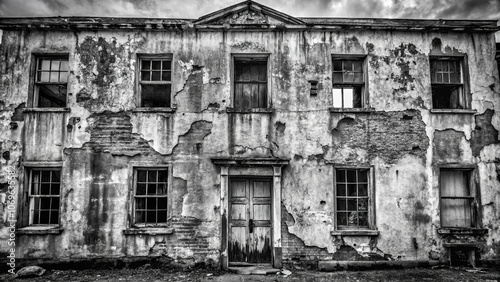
[0,7,499,267]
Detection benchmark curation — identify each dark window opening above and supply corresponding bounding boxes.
[29,168,61,225]
[440,169,474,228]
[234,58,267,108]
[134,169,168,226]
[431,58,465,109]
[35,57,68,107]
[332,59,364,108]
[140,58,171,107]
[335,169,369,229]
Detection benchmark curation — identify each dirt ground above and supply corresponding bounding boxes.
[1,266,500,282]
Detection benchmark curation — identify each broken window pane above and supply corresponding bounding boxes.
[431,58,465,109]
[29,168,61,225]
[234,58,267,108]
[134,168,169,226]
[335,168,370,229]
[332,58,365,108]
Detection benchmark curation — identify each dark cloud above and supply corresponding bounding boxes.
[0,0,498,20]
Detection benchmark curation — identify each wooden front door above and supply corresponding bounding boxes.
[228,177,272,264]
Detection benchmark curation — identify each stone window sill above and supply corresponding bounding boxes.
[331,230,379,236]
[430,109,476,114]
[226,107,274,114]
[132,107,177,113]
[23,107,71,113]
[329,108,375,114]
[17,226,63,235]
[123,227,174,235]
[437,227,488,235]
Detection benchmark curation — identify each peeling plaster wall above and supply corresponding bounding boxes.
[0,25,499,266]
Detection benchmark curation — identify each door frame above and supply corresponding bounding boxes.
[211,158,288,270]
[228,176,273,265]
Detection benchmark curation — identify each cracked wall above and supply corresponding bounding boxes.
[0,22,499,267]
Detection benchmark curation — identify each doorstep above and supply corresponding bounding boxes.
[228,265,281,275]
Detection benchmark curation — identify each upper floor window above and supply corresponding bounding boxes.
[335,168,374,230]
[440,169,475,228]
[430,57,466,109]
[233,56,268,108]
[139,56,172,107]
[133,168,169,226]
[28,168,61,225]
[332,56,365,108]
[34,56,68,107]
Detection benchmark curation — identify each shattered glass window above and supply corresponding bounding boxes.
[335,169,369,229]
[430,58,465,109]
[332,58,364,108]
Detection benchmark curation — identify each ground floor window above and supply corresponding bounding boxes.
[133,168,169,226]
[440,169,475,227]
[334,167,374,230]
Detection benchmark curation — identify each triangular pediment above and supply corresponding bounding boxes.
[194,0,305,25]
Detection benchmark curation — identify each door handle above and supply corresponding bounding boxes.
[249,219,253,233]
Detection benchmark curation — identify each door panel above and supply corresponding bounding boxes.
[229,178,272,264]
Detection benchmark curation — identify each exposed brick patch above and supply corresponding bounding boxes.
[332,110,428,164]
[281,205,331,268]
[149,217,218,265]
[83,111,152,156]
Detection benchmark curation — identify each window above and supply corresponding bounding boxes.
[139,56,172,107]
[332,57,365,108]
[335,168,374,230]
[430,57,466,109]
[28,168,61,225]
[440,169,475,227]
[34,56,69,107]
[234,56,267,108]
[133,168,168,226]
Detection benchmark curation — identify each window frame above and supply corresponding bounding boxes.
[18,163,64,232]
[29,53,69,108]
[129,165,172,228]
[331,55,368,109]
[438,166,477,229]
[136,54,173,109]
[429,55,470,110]
[333,166,376,234]
[231,53,271,109]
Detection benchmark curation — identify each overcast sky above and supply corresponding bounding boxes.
[0,0,499,20]
[1,0,499,39]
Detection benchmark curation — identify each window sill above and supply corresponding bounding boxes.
[331,230,379,236]
[123,227,174,235]
[23,107,71,113]
[132,107,177,113]
[437,227,488,235]
[226,108,274,114]
[430,109,476,114]
[329,108,375,114]
[17,226,63,235]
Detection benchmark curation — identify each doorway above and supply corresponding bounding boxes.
[228,177,272,265]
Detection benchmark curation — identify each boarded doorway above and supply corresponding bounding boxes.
[228,177,272,265]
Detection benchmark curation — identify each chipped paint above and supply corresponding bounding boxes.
[0,1,499,269]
